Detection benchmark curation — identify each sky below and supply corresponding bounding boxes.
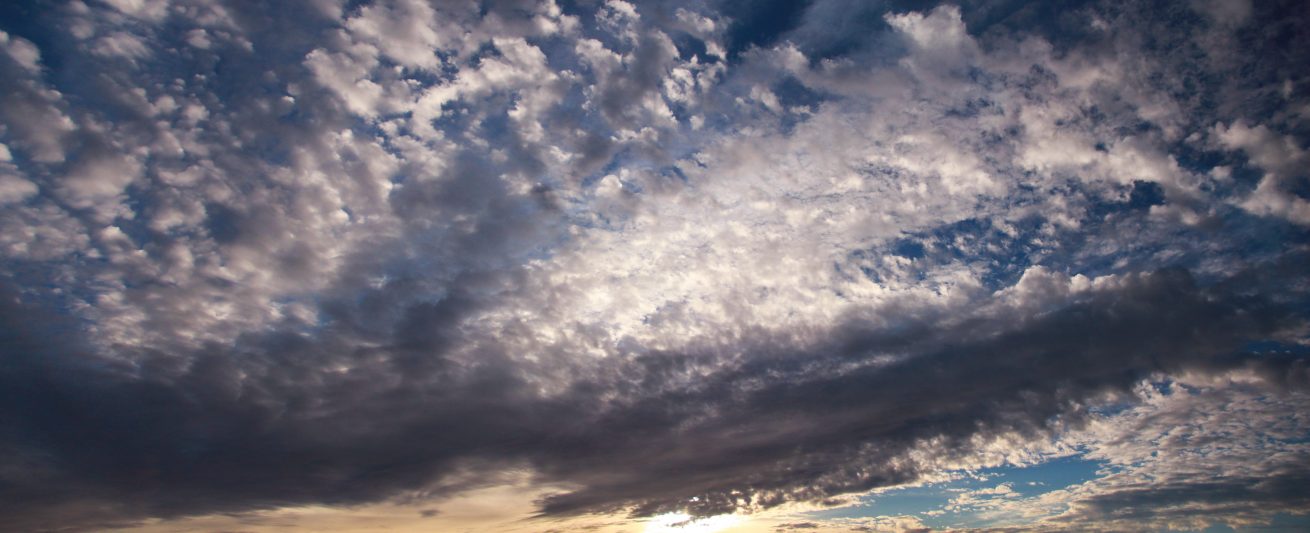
[0,0,1308,531]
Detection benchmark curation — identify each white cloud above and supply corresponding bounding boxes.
[1216,121,1310,224]
[0,31,42,73]
[102,0,172,21]
[93,31,152,59]
[0,177,37,206]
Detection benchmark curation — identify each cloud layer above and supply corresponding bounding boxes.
[0,0,1307,531]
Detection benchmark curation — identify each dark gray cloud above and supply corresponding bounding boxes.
[528,263,1309,518]
[1,257,1306,531]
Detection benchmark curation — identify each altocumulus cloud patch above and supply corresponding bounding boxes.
[0,0,1308,532]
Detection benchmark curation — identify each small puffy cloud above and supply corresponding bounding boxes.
[102,0,172,21]
[1215,121,1310,224]
[0,31,42,73]
[0,143,38,205]
[92,31,152,59]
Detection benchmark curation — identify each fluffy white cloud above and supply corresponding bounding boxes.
[1215,121,1310,224]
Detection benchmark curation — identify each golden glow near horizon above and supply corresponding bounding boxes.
[106,482,790,533]
[644,512,745,533]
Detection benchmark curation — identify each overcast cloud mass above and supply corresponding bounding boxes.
[1,0,1308,531]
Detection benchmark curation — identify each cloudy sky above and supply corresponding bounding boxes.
[1,0,1308,531]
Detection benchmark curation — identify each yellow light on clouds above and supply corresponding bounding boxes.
[645,512,744,532]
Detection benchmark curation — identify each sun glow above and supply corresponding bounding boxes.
[644,512,743,532]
